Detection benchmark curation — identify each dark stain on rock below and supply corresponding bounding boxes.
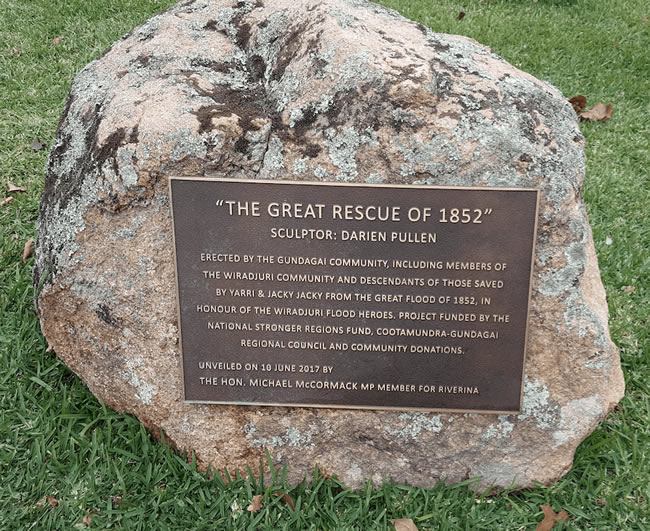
[378,30,397,44]
[247,54,266,82]
[40,101,103,228]
[49,132,72,169]
[189,79,269,158]
[236,22,252,49]
[292,105,318,138]
[228,0,260,51]
[415,23,429,37]
[204,19,218,30]
[512,99,541,144]
[129,124,139,144]
[425,38,451,54]
[190,57,234,73]
[137,55,150,67]
[96,303,120,326]
[323,82,387,132]
[272,22,313,81]
[481,89,500,106]
[234,137,250,153]
[312,55,329,76]
[55,94,75,134]
[395,63,426,84]
[303,143,321,158]
[519,153,533,163]
[194,104,219,134]
[93,128,126,175]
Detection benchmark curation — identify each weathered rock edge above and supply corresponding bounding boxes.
[35,0,624,489]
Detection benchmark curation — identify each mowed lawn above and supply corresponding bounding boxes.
[0,0,648,528]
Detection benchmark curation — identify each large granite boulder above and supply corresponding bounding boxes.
[35,0,624,489]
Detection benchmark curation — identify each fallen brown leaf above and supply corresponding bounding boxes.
[12,47,22,56]
[1,197,14,207]
[457,12,466,21]
[8,181,27,193]
[247,494,263,512]
[22,238,35,263]
[579,102,613,122]
[53,36,64,46]
[31,138,45,151]
[622,285,636,293]
[273,492,295,510]
[568,95,587,113]
[536,505,569,531]
[391,518,419,531]
[81,509,99,526]
[46,496,59,507]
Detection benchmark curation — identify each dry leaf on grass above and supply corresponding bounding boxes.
[273,492,295,509]
[568,95,587,113]
[8,181,27,193]
[22,238,35,263]
[31,138,45,151]
[1,197,14,207]
[53,36,64,46]
[391,518,419,531]
[536,505,569,531]
[37,496,59,509]
[579,102,613,122]
[80,509,99,526]
[457,11,466,21]
[622,286,636,293]
[46,496,59,507]
[247,494,263,512]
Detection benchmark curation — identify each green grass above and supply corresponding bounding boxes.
[1,0,648,528]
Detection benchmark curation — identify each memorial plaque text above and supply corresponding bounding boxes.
[169,178,539,413]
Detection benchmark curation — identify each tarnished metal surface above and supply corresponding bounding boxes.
[170,178,538,413]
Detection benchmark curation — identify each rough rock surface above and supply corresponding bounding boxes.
[35,0,624,489]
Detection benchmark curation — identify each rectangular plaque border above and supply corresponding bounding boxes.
[168,176,540,414]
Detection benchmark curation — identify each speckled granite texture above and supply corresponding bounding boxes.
[35,0,624,489]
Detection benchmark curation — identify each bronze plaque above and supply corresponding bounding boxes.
[169,177,539,413]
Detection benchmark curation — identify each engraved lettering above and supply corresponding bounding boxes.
[170,177,538,412]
